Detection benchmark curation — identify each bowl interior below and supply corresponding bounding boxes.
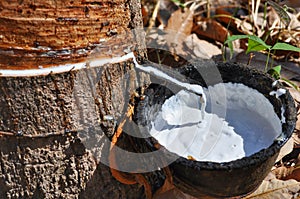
[133,62,297,197]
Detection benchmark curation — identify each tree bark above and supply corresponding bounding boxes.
[0,0,148,198]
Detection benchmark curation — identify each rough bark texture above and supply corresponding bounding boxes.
[0,0,148,198]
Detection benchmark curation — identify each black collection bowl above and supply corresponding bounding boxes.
[132,62,297,198]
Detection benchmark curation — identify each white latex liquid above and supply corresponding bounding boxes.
[2,50,282,163]
[150,83,282,162]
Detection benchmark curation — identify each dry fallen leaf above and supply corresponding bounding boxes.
[161,7,194,59]
[285,167,300,182]
[284,154,300,181]
[215,6,253,35]
[184,34,222,59]
[141,5,150,26]
[292,133,300,146]
[158,0,179,27]
[166,8,193,36]
[276,137,294,162]
[192,18,229,43]
[244,173,300,199]
[272,166,295,180]
[286,88,300,132]
[281,0,300,7]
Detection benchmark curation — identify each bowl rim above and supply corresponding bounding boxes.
[135,62,297,170]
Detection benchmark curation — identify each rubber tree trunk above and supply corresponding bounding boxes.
[0,0,148,198]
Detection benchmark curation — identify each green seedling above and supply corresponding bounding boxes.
[223,1,300,90]
[224,35,300,90]
[267,65,281,80]
[224,34,300,71]
[268,65,300,91]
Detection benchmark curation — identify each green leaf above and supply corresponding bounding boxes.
[246,39,269,53]
[224,35,271,54]
[170,0,185,7]
[271,43,300,52]
[267,65,281,79]
[281,77,300,91]
[246,35,271,53]
[224,35,249,45]
[272,65,281,74]
[225,33,234,59]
